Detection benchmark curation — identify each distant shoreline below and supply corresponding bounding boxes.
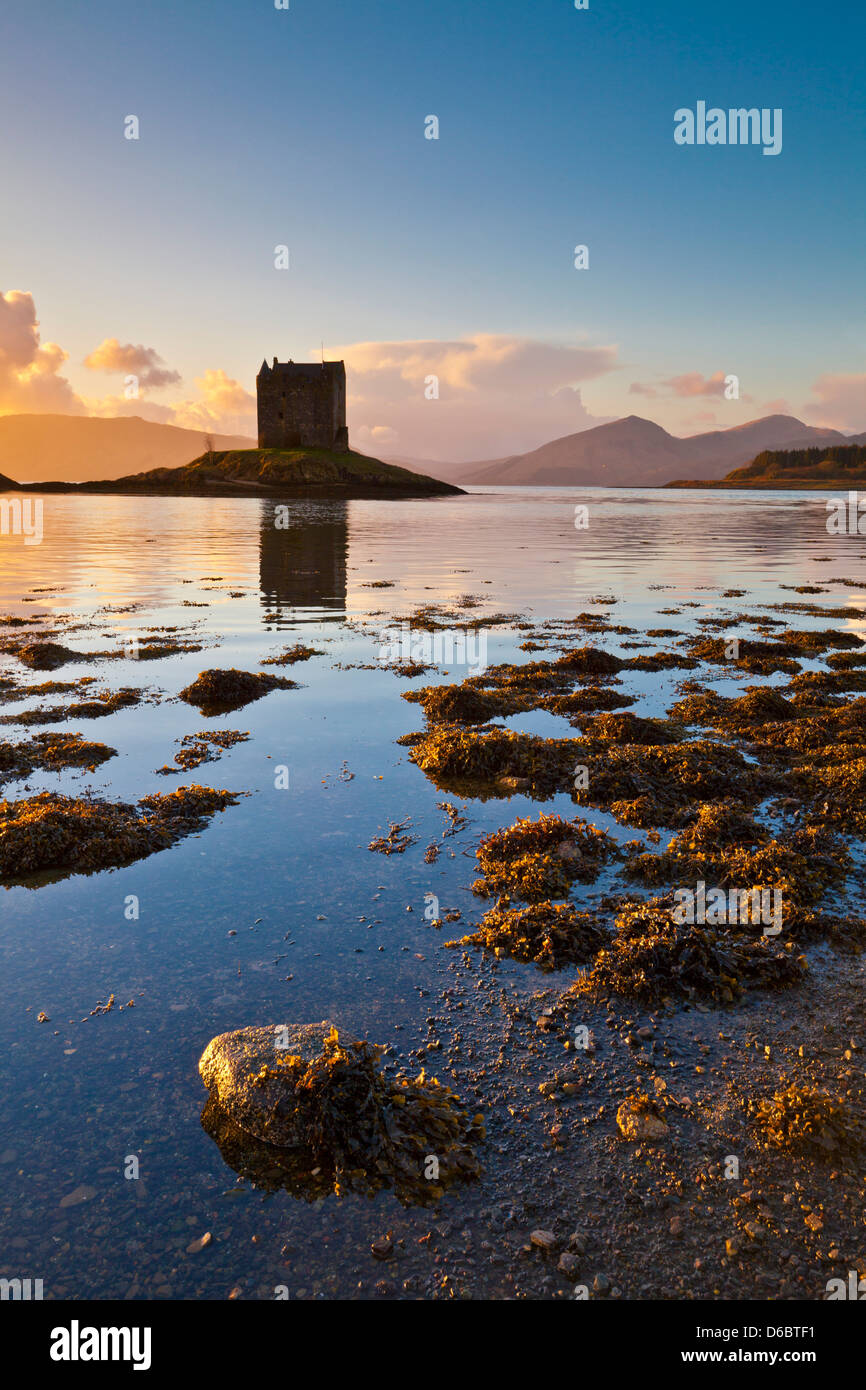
[664,478,866,490]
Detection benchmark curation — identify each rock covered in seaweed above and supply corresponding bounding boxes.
[198,1022,484,1204]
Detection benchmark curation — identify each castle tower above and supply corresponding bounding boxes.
[256,357,348,452]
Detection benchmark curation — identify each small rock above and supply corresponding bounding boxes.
[530,1229,559,1253]
[59,1184,97,1209]
[616,1097,668,1142]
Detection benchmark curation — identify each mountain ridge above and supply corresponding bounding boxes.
[0,413,255,483]
[453,414,853,487]
[0,410,862,490]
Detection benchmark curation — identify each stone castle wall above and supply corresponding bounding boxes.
[257,360,348,451]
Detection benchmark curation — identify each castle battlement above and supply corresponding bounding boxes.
[256,357,348,452]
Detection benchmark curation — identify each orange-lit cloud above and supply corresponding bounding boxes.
[332,333,617,459]
[170,370,255,433]
[82,369,256,436]
[631,371,733,399]
[84,337,181,388]
[0,290,254,435]
[803,374,866,432]
[0,290,83,415]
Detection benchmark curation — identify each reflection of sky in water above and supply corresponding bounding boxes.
[0,486,864,1298]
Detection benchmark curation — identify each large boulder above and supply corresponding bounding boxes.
[198,1021,486,1204]
[198,1021,335,1148]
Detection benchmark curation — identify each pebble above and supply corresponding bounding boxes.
[59,1184,97,1209]
[530,1229,559,1253]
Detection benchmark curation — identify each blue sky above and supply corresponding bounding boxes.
[0,0,863,457]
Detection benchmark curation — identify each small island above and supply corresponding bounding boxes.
[1,446,462,498]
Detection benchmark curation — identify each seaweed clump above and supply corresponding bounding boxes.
[156,729,250,775]
[14,642,82,671]
[797,754,866,832]
[623,802,850,906]
[3,687,144,726]
[368,817,417,855]
[473,812,617,900]
[566,901,805,1006]
[403,682,511,725]
[752,1083,861,1159]
[577,711,681,745]
[403,724,582,798]
[686,636,802,675]
[573,738,773,828]
[748,697,866,756]
[669,685,798,733]
[0,785,240,883]
[179,667,298,713]
[261,643,324,666]
[402,647,630,726]
[136,635,204,660]
[546,685,634,717]
[449,899,605,970]
[0,733,116,787]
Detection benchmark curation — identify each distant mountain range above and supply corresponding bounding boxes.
[1,411,864,490]
[390,415,864,488]
[0,413,254,483]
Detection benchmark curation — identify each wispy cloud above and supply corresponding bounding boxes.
[631,371,739,399]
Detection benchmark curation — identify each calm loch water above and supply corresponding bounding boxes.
[1,485,864,1300]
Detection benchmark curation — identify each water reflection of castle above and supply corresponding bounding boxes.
[258,500,348,622]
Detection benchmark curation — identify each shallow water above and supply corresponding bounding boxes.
[1,485,864,1300]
